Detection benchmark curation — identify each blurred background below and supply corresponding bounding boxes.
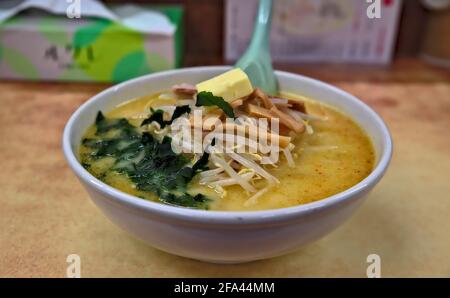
[0,0,449,83]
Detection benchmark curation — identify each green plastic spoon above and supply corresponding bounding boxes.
[235,0,278,95]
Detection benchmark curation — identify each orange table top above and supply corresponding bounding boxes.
[1,59,449,277]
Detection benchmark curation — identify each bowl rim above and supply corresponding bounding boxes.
[62,66,392,225]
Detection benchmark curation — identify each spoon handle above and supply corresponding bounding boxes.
[248,0,273,51]
[235,0,277,95]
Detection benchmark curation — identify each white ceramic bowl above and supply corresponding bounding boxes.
[63,66,392,263]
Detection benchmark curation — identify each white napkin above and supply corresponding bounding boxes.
[0,0,175,35]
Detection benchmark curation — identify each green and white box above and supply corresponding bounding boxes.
[0,3,183,82]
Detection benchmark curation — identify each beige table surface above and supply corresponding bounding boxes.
[1,60,449,277]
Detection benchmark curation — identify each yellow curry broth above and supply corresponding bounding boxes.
[79,92,375,211]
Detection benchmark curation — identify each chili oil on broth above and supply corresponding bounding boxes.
[79,91,375,211]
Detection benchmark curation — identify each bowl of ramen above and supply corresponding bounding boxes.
[63,66,392,263]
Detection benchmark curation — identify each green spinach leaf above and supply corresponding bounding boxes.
[141,105,191,128]
[195,91,235,118]
[82,112,210,209]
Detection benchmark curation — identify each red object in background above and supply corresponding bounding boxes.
[384,0,394,6]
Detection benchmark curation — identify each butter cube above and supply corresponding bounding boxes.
[196,68,253,102]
